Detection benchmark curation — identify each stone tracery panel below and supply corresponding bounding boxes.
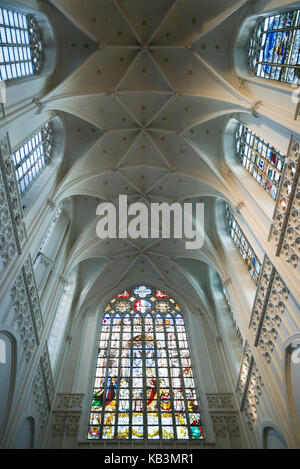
[270,138,300,270]
[10,255,43,361]
[0,134,26,274]
[250,256,289,363]
[236,343,264,430]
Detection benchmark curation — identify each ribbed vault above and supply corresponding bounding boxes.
[44,0,259,317]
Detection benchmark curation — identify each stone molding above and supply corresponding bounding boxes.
[236,342,263,430]
[10,255,43,361]
[0,133,26,273]
[270,137,300,270]
[250,255,289,363]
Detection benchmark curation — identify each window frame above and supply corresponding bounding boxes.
[236,122,286,201]
[225,205,262,285]
[247,9,300,84]
[0,5,43,81]
[87,286,204,442]
[12,122,53,196]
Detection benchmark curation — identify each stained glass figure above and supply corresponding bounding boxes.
[88,286,204,441]
[0,6,43,81]
[225,205,262,284]
[236,123,285,200]
[248,9,300,83]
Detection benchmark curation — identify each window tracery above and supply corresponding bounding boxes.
[248,9,300,84]
[88,286,204,441]
[0,6,43,81]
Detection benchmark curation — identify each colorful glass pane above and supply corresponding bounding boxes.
[236,123,285,200]
[116,290,131,298]
[248,9,300,84]
[225,205,262,284]
[88,286,204,441]
[134,299,152,313]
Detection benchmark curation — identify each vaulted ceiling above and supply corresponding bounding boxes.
[43,0,254,317]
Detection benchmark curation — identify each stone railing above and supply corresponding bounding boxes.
[250,255,289,363]
[236,342,264,430]
[32,344,54,442]
[270,137,300,270]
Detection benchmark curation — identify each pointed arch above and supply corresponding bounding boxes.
[88,285,204,441]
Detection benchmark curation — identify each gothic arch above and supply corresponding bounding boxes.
[2,1,57,110]
[262,423,288,449]
[233,2,299,87]
[284,334,300,445]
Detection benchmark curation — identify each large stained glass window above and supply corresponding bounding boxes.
[88,286,204,441]
[225,205,262,284]
[0,6,43,81]
[248,9,300,84]
[236,123,285,200]
[13,123,53,195]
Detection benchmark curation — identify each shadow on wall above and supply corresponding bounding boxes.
[263,426,288,449]
[13,417,34,449]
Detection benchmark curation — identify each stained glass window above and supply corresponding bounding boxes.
[88,286,204,441]
[225,205,262,284]
[13,123,53,195]
[0,6,43,81]
[236,123,285,200]
[248,9,300,84]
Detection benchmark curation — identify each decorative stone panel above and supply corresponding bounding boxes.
[32,344,54,440]
[55,394,84,411]
[236,343,264,430]
[207,393,240,440]
[206,393,235,411]
[51,394,84,438]
[270,137,300,269]
[250,255,289,363]
[32,364,50,433]
[40,344,54,407]
[210,414,240,438]
[10,255,43,361]
[0,134,26,273]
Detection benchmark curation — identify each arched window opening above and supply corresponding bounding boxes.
[222,286,244,347]
[225,205,262,284]
[36,206,63,258]
[0,6,43,81]
[236,123,285,200]
[88,286,204,441]
[13,122,53,195]
[248,9,300,84]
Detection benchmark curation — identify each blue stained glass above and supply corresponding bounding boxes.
[248,9,300,84]
[133,286,152,298]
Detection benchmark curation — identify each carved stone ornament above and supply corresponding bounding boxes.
[250,255,289,363]
[270,138,300,270]
[0,133,26,273]
[10,255,43,361]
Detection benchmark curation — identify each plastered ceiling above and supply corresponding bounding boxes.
[43,0,255,315]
